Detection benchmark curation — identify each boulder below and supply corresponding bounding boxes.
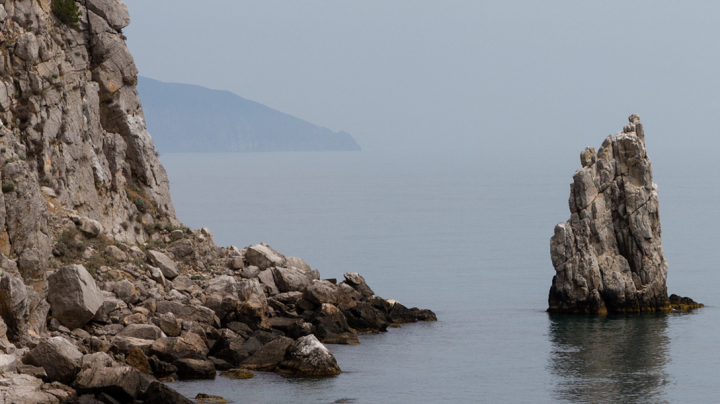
[104,245,128,262]
[47,265,104,329]
[239,266,260,279]
[236,279,269,328]
[205,275,237,296]
[279,335,342,376]
[23,336,82,383]
[241,336,293,370]
[245,243,286,269]
[314,304,354,343]
[74,361,150,403]
[113,280,139,304]
[116,324,165,340]
[144,381,193,404]
[388,302,419,323]
[151,313,182,337]
[174,358,216,380]
[274,291,304,305]
[208,335,254,367]
[146,251,179,280]
[273,267,313,293]
[147,355,177,379]
[229,256,245,270]
[343,272,375,298]
[149,337,199,362]
[125,347,152,374]
[286,257,312,272]
[110,336,154,355]
[0,275,29,341]
[79,218,104,238]
[167,238,194,258]
[93,298,125,323]
[155,301,214,324]
[258,269,280,296]
[304,280,339,305]
[342,302,388,332]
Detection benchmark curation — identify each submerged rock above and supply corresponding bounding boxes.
[548,115,702,313]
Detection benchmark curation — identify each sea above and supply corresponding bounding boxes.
[159,150,719,404]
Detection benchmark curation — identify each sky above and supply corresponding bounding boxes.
[123,0,720,164]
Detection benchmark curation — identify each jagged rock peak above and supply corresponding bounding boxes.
[548,114,670,314]
[0,0,178,280]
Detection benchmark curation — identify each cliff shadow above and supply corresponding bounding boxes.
[547,313,671,404]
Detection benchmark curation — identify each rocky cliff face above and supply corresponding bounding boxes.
[0,0,177,284]
[0,3,435,402]
[548,114,701,314]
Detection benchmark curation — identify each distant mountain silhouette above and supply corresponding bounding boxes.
[137,77,361,153]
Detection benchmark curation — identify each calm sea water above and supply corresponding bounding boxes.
[160,151,719,403]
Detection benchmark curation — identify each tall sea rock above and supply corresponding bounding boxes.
[0,0,177,282]
[548,114,670,313]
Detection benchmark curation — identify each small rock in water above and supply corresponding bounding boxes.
[220,368,255,379]
[195,393,228,403]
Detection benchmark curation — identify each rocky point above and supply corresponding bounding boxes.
[548,114,702,314]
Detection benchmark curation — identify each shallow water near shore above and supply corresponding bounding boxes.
[161,151,719,403]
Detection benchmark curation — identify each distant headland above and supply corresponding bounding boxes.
[137,77,362,153]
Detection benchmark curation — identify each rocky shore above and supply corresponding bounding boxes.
[0,0,436,402]
[548,114,703,314]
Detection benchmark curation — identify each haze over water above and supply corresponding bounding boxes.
[160,150,718,403]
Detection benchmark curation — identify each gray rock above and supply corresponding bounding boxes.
[48,265,104,329]
[144,381,193,404]
[149,337,199,362]
[104,245,127,262]
[549,115,669,314]
[174,358,216,380]
[23,336,82,383]
[167,238,194,258]
[151,313,182,337]
[116,324,165,341]
[279,335,341,376]
[258,269,280,296]
[86,0,132,30]
[286,257,311,272]
[245,243,286,269]
[343,272,375,298]
[239,265,260,279]
[241,336,293,370]
[155,301,215,324]
[79,217,104,238]
[110,336,154,355]
[304,280,339,305]
[146,251,179,279]
[0,275,29,341]
[74,361,148,402]
[113,280,139,304]
[15,33,39,63]
[273,267,313,293]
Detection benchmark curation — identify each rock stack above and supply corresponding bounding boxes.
[0,1,436,403]
[548,114,702,314]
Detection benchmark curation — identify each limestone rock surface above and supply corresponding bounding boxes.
[549,115,670,313]
[47,265,103,329]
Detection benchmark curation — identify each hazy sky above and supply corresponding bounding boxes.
[123,1,720,162]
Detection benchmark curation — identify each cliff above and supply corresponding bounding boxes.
[0,0,179,283]
[548,114,702,314]
[137,77,362,153]
[0,2,433,402]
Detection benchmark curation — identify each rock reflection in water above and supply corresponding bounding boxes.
[548,313,670,404]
